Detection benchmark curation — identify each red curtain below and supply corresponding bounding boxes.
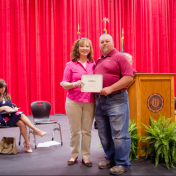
[0,0,30,113]
[0,0,176,115]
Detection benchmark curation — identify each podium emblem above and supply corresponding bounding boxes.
[147,93,164,113]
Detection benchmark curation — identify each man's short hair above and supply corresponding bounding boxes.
[99,34,113,42]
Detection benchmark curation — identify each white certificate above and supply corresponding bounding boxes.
[81,74,103,92]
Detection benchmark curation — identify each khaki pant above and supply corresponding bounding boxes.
[65,98,94,160]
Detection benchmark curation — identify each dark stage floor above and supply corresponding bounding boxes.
[0,115,176,175]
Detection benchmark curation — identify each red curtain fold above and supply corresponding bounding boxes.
[0,0,176,115]
[0,0,30,114]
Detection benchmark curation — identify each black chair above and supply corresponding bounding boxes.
[0,103,21,146]
[29,101,63,149]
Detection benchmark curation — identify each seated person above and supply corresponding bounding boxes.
[0,79,46,153]
[124,53,137,73]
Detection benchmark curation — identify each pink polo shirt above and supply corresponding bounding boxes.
[94,49,133,88]
[62,60,95,103]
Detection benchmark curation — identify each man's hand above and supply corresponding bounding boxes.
[100,86,113,96]
[99,76,133,96]
[100,76,133,96]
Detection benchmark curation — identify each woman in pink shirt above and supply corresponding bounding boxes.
[60,38,95,167]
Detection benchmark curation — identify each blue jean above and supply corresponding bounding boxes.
[95,91,131,169]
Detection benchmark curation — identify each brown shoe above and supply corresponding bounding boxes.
[67,157,78,166]
[82,159,92,167]
[110,165,129,175]
[99,160,112,169]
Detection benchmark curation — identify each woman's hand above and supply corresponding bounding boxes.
[0,106,14,112]
[61,81,84,89]
[73,80,84,88]
[14,107,20,111]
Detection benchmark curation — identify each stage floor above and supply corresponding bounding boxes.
[0,115,176,175]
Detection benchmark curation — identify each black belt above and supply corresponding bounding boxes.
[95,90,127,98]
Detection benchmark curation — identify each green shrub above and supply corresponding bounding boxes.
[141,115,176,169]
[128,120,141,160]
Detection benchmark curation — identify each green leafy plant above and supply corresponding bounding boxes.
[128,120,141,160]
[141,115,176,169]
[98,120,141,161]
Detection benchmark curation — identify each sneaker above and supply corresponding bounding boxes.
[110,165,129,175]
[99,160,112,169]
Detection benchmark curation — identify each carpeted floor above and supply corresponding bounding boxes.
[0,114,176,175]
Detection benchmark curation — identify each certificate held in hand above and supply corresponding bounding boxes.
[81,74,103,93]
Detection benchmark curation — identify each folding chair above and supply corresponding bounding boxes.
[29,101,63,149]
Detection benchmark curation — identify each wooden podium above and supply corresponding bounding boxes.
[128,73,176,156]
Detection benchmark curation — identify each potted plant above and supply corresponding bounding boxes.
[141,115,176,169]
[128,120,141,160]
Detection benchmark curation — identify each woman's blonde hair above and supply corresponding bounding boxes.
[124,53,133,65]
[0,79,11,102]
[70,38,94,62]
